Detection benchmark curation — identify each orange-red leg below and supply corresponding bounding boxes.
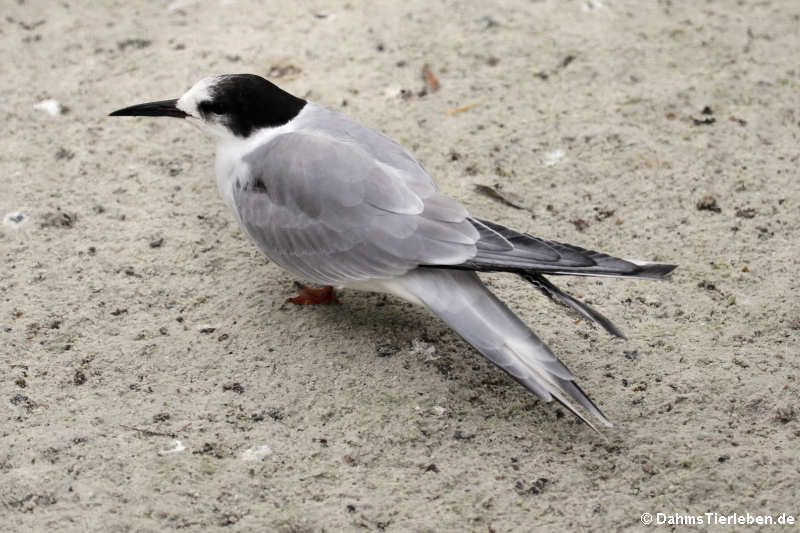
[286,283,340,305]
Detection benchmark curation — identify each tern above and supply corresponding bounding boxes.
[110,74,676,431]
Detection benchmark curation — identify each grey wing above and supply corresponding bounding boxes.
[292,103,439,195]
[230,131,479,285]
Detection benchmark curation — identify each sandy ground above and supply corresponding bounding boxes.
[2,0,799,531]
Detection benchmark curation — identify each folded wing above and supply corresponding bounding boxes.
[454,218,677,279]
[231,131,480,285]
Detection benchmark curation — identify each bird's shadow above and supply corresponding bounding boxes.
[263,283,606,439]
[278,288,439,355]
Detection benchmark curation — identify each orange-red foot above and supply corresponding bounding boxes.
[286,283,340,305]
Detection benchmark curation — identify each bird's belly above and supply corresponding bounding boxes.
[343,277,425,307]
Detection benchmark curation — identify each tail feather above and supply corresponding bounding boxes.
[391,268,612,430]
[521,273,625,338]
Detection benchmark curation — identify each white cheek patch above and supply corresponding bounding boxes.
[176,75,221,117]
[184,113,231,139]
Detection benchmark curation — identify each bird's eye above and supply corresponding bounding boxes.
[200,101,225,115]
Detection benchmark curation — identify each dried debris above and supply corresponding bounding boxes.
[515,478,549,495]
[253,407,285,421]
[268,64,301,79]
[755,225,774,240]
[422,64,440,93]
[570,218,590,232]
[533,55,577,81]
[696,195,721,213]
[453,429,475,441]
[376,343,399,358]
[690,106,716,125]
[776,405,796,424]
[410,338,436,359]
[445,101,483,115]
[192,442,229,458]
[3,212,26,228]
[40,211,77,228]
[692,117,716,126]
[6,492,57,512]
[10,393,38,412]
[475,16,498,30]
[697,280,717,291]
[120,424,178,438]
[222,382,244,394]
[17,19,46,31]
[117,39,151,51]
[474,184,523,209]
[593,207,615,221]
[73,370,86,386]
[55,147,74,160]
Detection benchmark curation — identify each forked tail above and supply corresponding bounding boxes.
[399,268,611,431]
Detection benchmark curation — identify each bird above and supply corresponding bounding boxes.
[110,73,676,431]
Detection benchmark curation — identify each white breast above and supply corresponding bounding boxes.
[213,105,312,209]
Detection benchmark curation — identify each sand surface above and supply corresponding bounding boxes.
[2,0,799,531]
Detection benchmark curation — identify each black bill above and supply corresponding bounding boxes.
[109,98,188,118]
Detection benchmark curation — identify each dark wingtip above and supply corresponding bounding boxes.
[606,322,627,340]
[636,263,678,280]
[522,273,627,338]
[550,380,613,435]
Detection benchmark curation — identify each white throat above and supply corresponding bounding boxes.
[213,103,314,208]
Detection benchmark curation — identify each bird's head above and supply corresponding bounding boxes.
[109,74,306,140]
